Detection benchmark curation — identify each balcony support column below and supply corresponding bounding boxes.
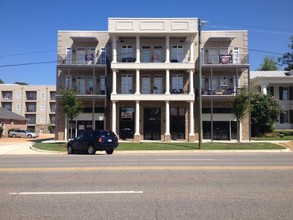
[261,83,268,95]
[189,101,195,142]
[135,101,140,137]
[112,70,117,94]
[165,101,171,141]
[189,70,194,95]
[190,37,194,63]
[112,101,117,134]
[165,69,170,94]
[136,36,140,63]
[165,36,170,63]
[135,70,140,94]
[112,36,117,63]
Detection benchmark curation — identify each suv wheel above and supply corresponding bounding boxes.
[88,145,96,155]
[27,134,32,138]
[106,149,114,155]
[67,145,74,154]
[12,134,16,138]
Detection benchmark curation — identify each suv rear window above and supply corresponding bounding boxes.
[100,130,115,138]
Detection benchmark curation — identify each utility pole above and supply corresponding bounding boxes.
[197,18,203,149]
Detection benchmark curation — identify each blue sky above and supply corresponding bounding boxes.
[0,0,292,85]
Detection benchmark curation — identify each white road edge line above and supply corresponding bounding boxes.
[155,159,215,161]
[10,191,143,195]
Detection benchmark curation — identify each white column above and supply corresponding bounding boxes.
[165,69,170,94]
[165,36,170,63]
[165,101,170,135]
[112,36,117,63]
[190,37,194,63]
[189,70,194,95]
[261,84,267,95]
[112,70,117,94]
[135,101,140,136]
[112,101,117,134]
[135,36,140,63]
[189,101,194,136]
[135,69,140,94]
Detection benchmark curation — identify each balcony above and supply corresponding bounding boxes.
[2,91,13,101]
[57,54,106,69]
[202,54,249,65]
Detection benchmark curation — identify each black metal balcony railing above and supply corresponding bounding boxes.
[203,54,249,65]
[58,54,106,65]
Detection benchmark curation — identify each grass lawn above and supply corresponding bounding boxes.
[32,142,286,152]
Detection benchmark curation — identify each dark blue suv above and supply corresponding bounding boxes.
[67,130,119,155]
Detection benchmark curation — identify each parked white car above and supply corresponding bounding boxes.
[8,130,39,138]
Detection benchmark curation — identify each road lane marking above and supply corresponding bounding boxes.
[155,159,215,161]
[1,166,293,172]
[10,191,143,195]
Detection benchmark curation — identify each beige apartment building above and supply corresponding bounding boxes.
[0,84,56,134]
[251,70,293,130]
[56,18,250,142]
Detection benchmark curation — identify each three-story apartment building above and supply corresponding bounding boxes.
[56,18,250,142]
[0,84,56,133]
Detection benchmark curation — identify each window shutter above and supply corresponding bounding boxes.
[290,110,293,124]
[289,87,293,100]
[269,86,274,96]
[279,87,283,100]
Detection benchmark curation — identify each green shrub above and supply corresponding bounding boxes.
[0,127,3,138]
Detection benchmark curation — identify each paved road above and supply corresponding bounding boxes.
[1,153,293,220]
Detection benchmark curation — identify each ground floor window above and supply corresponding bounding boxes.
[170,107,185,140]
[203,121,237,140]
[119,107,134,139]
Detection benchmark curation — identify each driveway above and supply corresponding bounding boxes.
[0,134,55,155]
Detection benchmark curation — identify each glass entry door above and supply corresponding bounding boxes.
[144,107,161,140]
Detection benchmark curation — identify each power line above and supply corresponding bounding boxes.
[0,49,56,58]
[0,60,57,68]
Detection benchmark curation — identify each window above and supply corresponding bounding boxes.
[65,47,72,64]
[76,47,86,64]
[16,104,21,111]
[154,75,163,94]
[40,104,45,111]
[65,75,72,89]
[142,75,151,94]
[209,48,218,64]
[16,92,21,99]
[100,47,106,64]
[121,74,133,94]
[142,46,151,62]
[40,116,45,123]
[86,47,95,64]
[77,76,86,94]
[100,76,106,94]
[172,74,183,93]
[279,87,289,100]
[171,45,183,62]
[121,45,134,62]
[153,46,162,62]
[41,92,45,99]
[280,111,289,124]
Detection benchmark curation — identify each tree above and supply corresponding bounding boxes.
[59,88,83,139]
[15,82,28,85]
[257,56,279,71]
[0,79,4,84]
[232,92,283,138]
[232,89,250,142]
[278,35,293,71]
[250,93,283,136]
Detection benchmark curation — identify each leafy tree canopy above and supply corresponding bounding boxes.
[15,82,28,85]
[278,35,293,71]
[59,88,83,120]
[0,79,4,84]
[257,56,278,71]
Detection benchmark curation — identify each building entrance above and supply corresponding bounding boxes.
[144,107,161,140]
